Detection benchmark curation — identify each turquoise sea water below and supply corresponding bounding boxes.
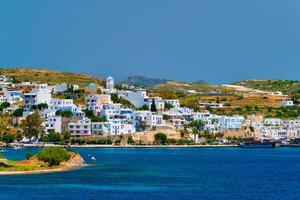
[1,147,300,200]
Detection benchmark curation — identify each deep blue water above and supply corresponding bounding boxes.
[1,147,300,200]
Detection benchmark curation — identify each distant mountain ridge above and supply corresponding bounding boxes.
[118,76,171,88]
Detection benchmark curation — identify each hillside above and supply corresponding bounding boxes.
[0,68,104,87]
[118,75,170,88]
[234,79,300,95]
[148,81,236,94]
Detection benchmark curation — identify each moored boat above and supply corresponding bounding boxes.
[238,140,276,148]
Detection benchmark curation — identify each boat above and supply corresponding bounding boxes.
[238,140,276,148]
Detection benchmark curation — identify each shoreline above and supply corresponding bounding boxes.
[6,143,238,148]
[0,165,86,176]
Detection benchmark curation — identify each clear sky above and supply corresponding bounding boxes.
[0,0,299,84]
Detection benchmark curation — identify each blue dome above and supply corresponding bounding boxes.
[88,83,96,87]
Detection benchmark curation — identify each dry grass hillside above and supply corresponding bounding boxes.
[0,68,104,87]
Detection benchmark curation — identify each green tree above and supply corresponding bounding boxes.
[138,104,149,110]
[1,133,14,144]
[127,135,134,144]
[154,132,167,145]
[13,108,23,117]
[20,112,43,141]
[37,103,48,110]
[56,110,72,117]
[0,102,10,111]
[150,99,157,112]
[164,102,174,110]
[46,131,62,143]
[37,147,70,166]
[191,120,205,131]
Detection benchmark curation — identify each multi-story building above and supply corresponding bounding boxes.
[219,115,244,130]
[23,84,51,110]
[146,115,165,126]
[86,94,112,107]
[44,116,62,134]
[68,118,92,136]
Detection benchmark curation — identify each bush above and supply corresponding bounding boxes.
[13,108,23,117]
[114,138,121,145]
[46,132,62,143]
[37,147,70,166]
[154,133,167,145]
[1,133,14,144]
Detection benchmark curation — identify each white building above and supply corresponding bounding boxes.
[0,75,11,87]
[219,115,244,130]
[106,76,115,92]
[165,99,180,108]
[199,102,224,108]
[147,97,165,111]
[123,89,149,108]
[68,118,92,136]
[53,83,68,93]
[23,84,52,110]
[264,118,282,126]
[107,119,136,135]
[146,114,165,126]
[193,112,221,132]
[44,116,62,134]
[86,94,112,107]
[281,98,294,107]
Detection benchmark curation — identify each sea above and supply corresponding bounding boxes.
[0,147,300,200]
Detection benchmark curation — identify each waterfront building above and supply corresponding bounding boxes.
[68,118,92,136]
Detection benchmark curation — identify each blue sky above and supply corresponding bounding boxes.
[0,0,299,84]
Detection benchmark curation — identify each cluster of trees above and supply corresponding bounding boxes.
[56,110,72,117]
[40,131,70,144]
[153,132,194,145]
[37,147,70,166]
[82,109,107,122]
[111,93,133,108]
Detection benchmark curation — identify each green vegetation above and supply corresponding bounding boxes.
[111,93,133,108]
[13,108,23,117]
[0,102,10,112]
[20,112,43,141]
[82,109,107,122]
[0,68,104,87]
[150,99,157,112]
[37,147,70,166]
[154,133,167,145]
[41,132,62,143]
[56,110,72,117]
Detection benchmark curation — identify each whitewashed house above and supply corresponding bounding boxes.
[23,84,52,110]
[44,116,62,134]
[123,89,149,108]
[165,99,180,108]
[146,114,165,126]
[68,118,92,136]
[281,98,294,107]
[219,115,244,130]
[264,118,282,126]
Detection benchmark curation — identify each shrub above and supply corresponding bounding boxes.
[37,147,70,166]
[154,133,167,145]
